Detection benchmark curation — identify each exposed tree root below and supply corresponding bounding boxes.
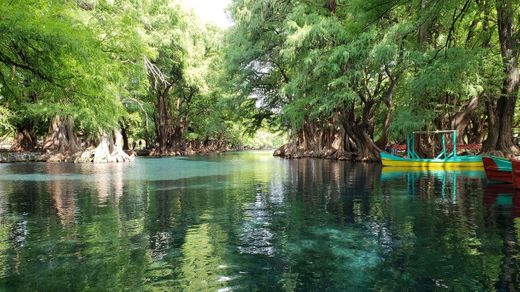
[39,116,134,163]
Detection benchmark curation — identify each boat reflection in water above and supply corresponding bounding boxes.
[381,167,485,202]
[380,166,520,217]
[484,183,520,218]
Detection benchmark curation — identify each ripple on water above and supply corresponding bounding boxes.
[238,192,275,256]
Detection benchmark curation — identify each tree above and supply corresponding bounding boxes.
[0,0,146,157]
[483,0,520,153]
[226,0,520,159]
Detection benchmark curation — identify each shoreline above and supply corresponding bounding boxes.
[273,144,378,162]
[0,148,276,164]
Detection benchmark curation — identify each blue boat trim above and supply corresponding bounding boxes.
[380,152,482,163]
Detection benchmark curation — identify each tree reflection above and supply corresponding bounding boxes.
[45,164,77,226]
[0,156,519,290]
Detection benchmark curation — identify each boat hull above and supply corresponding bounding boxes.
[483,156,513,184]
[512,159,520,189]
[380,152,483,169]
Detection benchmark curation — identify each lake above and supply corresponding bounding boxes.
[0,151,518,290]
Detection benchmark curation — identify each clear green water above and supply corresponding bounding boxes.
[0,151,519,291]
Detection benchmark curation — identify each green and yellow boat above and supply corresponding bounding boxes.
[380,130,483,169]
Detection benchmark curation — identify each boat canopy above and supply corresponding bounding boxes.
[406,130,458,160]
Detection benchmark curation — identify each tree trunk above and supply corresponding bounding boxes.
[11,123,37,152]
[93,129,132,163]
[483,0,519,154]
[483,100,498,150]
[120,123,129,151]
[43,116,80,154]
[344,124,380,161]
[171,123,185,151]
[342,103,380,161]
[64,116,80,152]
[418,0,433,47]
[375,109,392,149]
[325,0,337,13]
[155,88,173,155]
[451,96,479,144]
[469,117,485,144]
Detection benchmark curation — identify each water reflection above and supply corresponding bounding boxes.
[0,153,518,290]
[239,187,275,256]
[46,164,77,226]
[484,184,520,217]
[482,184,520,290]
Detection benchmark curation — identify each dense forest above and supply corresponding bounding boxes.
[0,0,519,162]
[227,0,520,161]
[0,0,280,162]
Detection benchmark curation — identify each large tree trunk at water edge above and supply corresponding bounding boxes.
[40,116,133,163]
[43,116,81,154]
[11,124,37,152]
[342,102,380,161]
[344,124,380,161]
[451,96,479,144]
[92,129,133,163]
[483,0,519,154]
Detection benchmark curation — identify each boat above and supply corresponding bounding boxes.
[482,156,513,183]
[380,130,483,169]
[512,159,520,189]
[381,152,483,168]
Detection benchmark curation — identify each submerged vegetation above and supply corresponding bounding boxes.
[0,0,519,161]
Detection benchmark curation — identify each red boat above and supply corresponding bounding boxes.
[512,159,520,189]
[482,156,513,183]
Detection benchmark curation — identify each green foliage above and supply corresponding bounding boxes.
[0,0,265,148]
[241,127,286,149]
[0,0,143,133]
[0,105,13,136]
[225,0,519,149]
[3,0,515,152]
